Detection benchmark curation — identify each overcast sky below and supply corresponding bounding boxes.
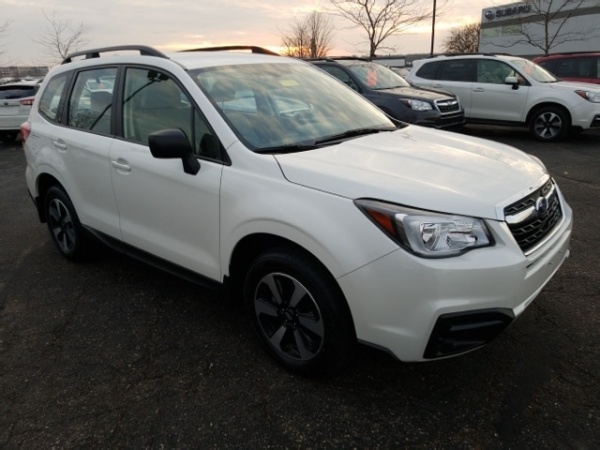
[1,0,497,66]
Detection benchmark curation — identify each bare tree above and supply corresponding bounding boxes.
[329,0,439,57]
[443,22,480,54]
[281,11,335,58]
[0,20,11,61]
[33,10,89,63]
[494,0,596,55]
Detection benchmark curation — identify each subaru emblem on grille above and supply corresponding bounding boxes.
[535,196,549,215]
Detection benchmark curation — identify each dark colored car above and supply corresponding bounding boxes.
[308,58,465,128]
[533,52,600,84]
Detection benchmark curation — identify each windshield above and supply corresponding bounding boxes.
[510,59,558,83]
[347,62,411,90]
[189,62,396,152]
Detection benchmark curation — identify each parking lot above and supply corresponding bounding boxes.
[1,125,599,448]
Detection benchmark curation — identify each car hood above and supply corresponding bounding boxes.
[547,80,600,91]
[274,126,546,220]
[379,86,453,100]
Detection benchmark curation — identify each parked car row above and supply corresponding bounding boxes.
[405,53,600,142]
[22,45,572,376]
[305,57,464,129]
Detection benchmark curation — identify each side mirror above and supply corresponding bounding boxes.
[505,76,519,90]
[149,128,200,175]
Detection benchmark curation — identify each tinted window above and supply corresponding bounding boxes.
[318,65,359,91]
[439,60,476,82]
[0,85,38,100]
[68,67,117,134]
[39,75,68,122]
[553,58,595,78]
[415,61,442,80]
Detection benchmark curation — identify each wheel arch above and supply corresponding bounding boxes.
[35,173,65,223]
[226,233,356,335]
[526,102,572,127]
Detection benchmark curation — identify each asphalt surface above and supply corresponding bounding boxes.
[1,126,599,448]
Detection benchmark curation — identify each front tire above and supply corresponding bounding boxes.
[244,246,355,376]
[44,186,90,261]
[529,106,570,142]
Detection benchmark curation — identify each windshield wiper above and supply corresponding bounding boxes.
[315,127,394,145]
[254,143,319,154]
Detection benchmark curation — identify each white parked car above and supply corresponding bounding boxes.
[0,79,42,142]
[22,45,572,376]
[406,54,600,141]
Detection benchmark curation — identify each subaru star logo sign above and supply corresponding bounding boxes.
[536,196,550,216]
[484,4,531,21]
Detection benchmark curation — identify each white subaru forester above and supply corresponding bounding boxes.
[22,46,572,376]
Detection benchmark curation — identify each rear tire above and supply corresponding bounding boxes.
[44,186,90,261]
[0,131,18,142]
[529,106,570,142]
[243,246,355,376]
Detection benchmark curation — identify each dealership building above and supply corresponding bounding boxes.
[479,0,600,56]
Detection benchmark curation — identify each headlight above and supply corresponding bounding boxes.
[575,90,600,103]
[355,199,493,258]
[406,99,433,111]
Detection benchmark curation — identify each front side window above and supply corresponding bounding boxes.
[68,67,117,134]
[477,60,517,84]
[319,65,359,91]
[38,74,68,122]
[122,67,219,159]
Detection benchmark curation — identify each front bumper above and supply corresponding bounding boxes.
[337,198,572,362]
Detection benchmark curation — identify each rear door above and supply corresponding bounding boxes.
[431,59,476,115]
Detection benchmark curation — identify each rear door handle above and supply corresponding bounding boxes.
[52,140,67,151]
[473,88,485,92]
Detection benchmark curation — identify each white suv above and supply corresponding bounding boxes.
[407,54,600,141]
[22,45,572,376]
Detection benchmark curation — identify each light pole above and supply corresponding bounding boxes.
[430,0,437,56]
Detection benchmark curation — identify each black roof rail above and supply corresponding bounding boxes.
[436,52,514,58]
[302,56,372,63]
[180,45,279,56]
[62,45,168,64]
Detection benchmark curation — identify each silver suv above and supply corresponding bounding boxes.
[407,54,600,141]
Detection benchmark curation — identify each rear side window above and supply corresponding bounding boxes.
[68,67,117,134]
[39,74,68,122]
[415,61,442,80]
[439,60,476,82]
[0,85,38,100]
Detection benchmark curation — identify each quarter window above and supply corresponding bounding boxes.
[38,74,68,122]
[415,61,442,80]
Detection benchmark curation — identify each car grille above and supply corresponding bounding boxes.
[434,99,460,114]
[504,179,562,253]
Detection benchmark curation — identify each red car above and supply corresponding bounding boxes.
[533,52,600,84]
